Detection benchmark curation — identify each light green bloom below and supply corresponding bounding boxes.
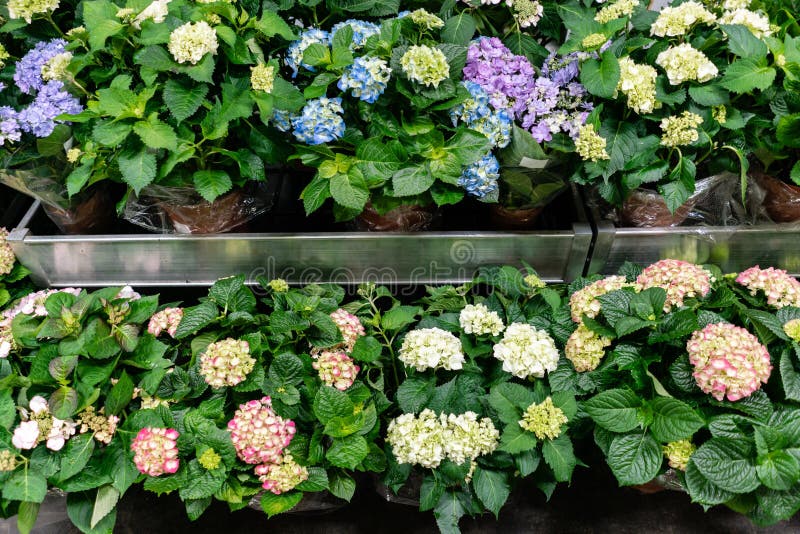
[519,397,568,440]
[400,45,449,88]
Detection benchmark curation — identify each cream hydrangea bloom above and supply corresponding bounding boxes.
[656,44,718,85]
[575,124,610,161]
[442,412,499,465]
[399,328,464,371]
[663,440,696,471]
[133,0,170,28]
[386,410,446,468]
[250,63,276,93]
[41,52,73,82]
[8,0,60,23]
[409,9,445,30]
[519,397,568,440]
[459,303,505,336]
[594,0,639,23]
[660,111,704,147]
[400,45,449,88]
[616,57,658,114]
[650,1,716,37]
[718,9,772,38]
[565,324,612,372]
[168,21,219,65]
[493,323,559,379]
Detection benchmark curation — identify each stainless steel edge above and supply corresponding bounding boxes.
[587,221,616,275]
[566,223,593,281]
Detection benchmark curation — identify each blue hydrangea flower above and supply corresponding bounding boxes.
[330,19,380,50]
[272,109,294,133]
[286,29,331,77]
[337,56,391,104]
[14,39,67,94]
[459,153,500,199]
[450,82,513,149]
[16,81,83,138]
[291,97,345,145]
[0,107,21,146]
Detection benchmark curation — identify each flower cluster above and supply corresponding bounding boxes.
[199,338,255,388]
[0,450,17,472]
[524,274,546,289]
[168,21,219,65]
[718,9,771,38]
[132,0,170,29]
[198,448,222,470]
[2,287,81,319]
[575,124,609,161]
[330,19,380,50]
[409,9,444,30]
[784,318,800,343]
[594,0,639,23]
[450,82,513,150]
[78,406,119,445]
[509,0,544,28]
[519,397,568,440]
[330,308,365,353]
[8,0,60,23]
[459,153,501,199]
[635,259,713,312]
[286,28,331,76]
[656,44,718,85]
[338,56,391,104]
[11,396,77,451]
[130,427,180,476]
[687,323,772,402]
[735,266,800,308]
[0,228,14,276]
[291,97,346,145]
[660,111,704,148]
[147,307,184,338]
[464,38,536,118]
[250,63,276,93]
[312,350,360,391]
[493,322,559,379]
[255,454,309,494]
[399,327,465,371]
[663,440,696,471]
[386,409,498,469]
[227,397,296,465]
[267,279,289,293]
[565,324,612,372]
[459,303,505,336]
[400,45,450,88]
[650,1,716,37]
[616,57,658,115]
[569,275,630,323]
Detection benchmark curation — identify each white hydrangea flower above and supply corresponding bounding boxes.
[168,21,219,65]
[459,303,505,336]
[650,1,716,37]
[723,0,749,9]
[133,0,170,29]
[656,43,718,85]
[12,421,39,450]
[398,328,464,372]
[441,412,499,465]
[386,410,446,468]
[493,323,559,379]
[616,57,658,114]
[718,9,772,38]
[46,418,77,451]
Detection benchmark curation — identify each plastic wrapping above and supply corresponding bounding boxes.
[373,472,422,506]
[248,491,346,515]
[0,489,69,533]
[123,184,272,234]
[353,203,439,232]
[753,170,800,223]
[633,470,685,494]
[0,164,115,234]
[489,204,544,229]
[593,172,770,228]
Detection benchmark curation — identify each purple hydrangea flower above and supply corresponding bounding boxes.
[14,39,67,95]
[0,107,21,146]
[16,81,83,138]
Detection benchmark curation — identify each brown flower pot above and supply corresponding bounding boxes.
[160,189,251,234]
[41,187,115,234]
[619,189,696,228]
[754,171,800,223]
[489,205,544,230]
[632,470,685,494]
[354,203,438,232]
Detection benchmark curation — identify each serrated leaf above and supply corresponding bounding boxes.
[721,58,776,93]
[163,80,209,122]
[580,51,620,99]
[330,173,369,211]
[473,468,510,518]
[396,377,435,413]
[583,389,642,432]
[133,116,177,151]
[392,164,435,196]
[757,451,800,490]
[174,301,218,339]
[118,147,156,195]
[259,491,302,518]
[607,432,662,486]
[649,397,704,442]
[542,435,576,483]
[3,470,47,503]
[691,438,759,493]
[90,485,119,529]
[193,170,233,203]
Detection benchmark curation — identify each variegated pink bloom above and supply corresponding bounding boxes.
[312,351,359,391]
[147,307,184,338]
[636,259,713,312]
[131,427,180,476]
[227,397,296,465]
[736,266,800,309]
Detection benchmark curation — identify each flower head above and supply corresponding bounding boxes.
[736,266,800,308]
[12,421,40,450]
[14,39,68,94]
[650,1,716,37]
[400,45,450,88]
[687,323,772,401]
[291,97,345,145]
[66,147,82,163]
[16,81,83,138]
[255,454,309,494]
[337,56,391,104]
[636,259,714,312]
[386,410,446,468]
[267,279,289,293]
[40,52,72,83]
[0,318,16,359]
[286,28,331,76]
[399,328,465,372]
[712,105,727,124]
[441,412,499,465]
[493,323,559,379]
[582,33,608,49]
[0,450,17,471]
[660,111,704,148]
[147,307,184,338]
[663,440,696,471]
[524,274,546,289]
[228,397,296,465]
[575,124,610,161]
[784,318,800,343]
[131,427,180,476]
[198,448,222,470]
[718,9,771,38]
[594,0,639,23]
[656,44,718,85]
[77,406,119,445]
[330,308,365,353]
[450,81,513,149]
[2,288,81,320]
[459,303,505,336]
[616,57,658,114]
[463,38,536,118]
[565,324,612,372]
[250,63,276,93]
[168,21,218,65]
[0,107,21,146]
[330,20,380,50]
[312,351,360,391]
[133,0,170,28]
[0,228,15,276]
[459,153,500,199]
[409,9,445,30]
[8,0,60,23]
[570,275,630,323]
[509,0,544,28]
[200,338,255,388]
[519,397,568,440]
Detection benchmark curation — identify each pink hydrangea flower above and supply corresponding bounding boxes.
[736,266,800,309]
[11,421,39,450]
[569,276,630,323]
[330,308,365,353]
[312,351,360,391]
[636,259,713,312]
[147,307,184,338]
[254,454,309,494]
[130,427,180,476]
[227,397,296,465]
[199,338,255,388]
[687,323,772,402]
[3,288,82,319]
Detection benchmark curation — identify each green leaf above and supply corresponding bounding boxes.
[90,485,119,529]
[580,51,620,99]
[777,113,800,149]
[295,467,329,492]
[420,476,445,512]
[163,80,209,122]
[684,461,736,505]
[326,435,369,469]
[445,129,493,162]
[118,147,156,195]
[0,390,15,429]
[542,435,577,483]
[37,124,71,157]
[313,386,354,424]
[499,423,538,454]
[174,301,218,339]
[781,351,800,401]
[66,164,94,198]
[355,139,405,181]
[330,173,369,211]
[328,471,356,501]
[92,121,132,147]
[600,120,639,179]
[489,382,536,424]
[396,377,435,413]
[301,175,332,215]
[649,397,704,443]
[757,451,800,491]
[351,336,382,363]
[606,433,662,486]
[17,501,40,534]
[688,84,729,106]
[434,491,466,534]
[133,45,177,71]
[59,434,96,481]
[254,12,296,40]
[721,58,776,93]
[133,116,178,151]
[259,491,302,518]
[442,13,476,45]
[105,371,134,415]
[381,305,420,330]
[193,170,233,203]
[721,24,768,58]
[473,468,510,518]
[583,389,642,433]
[3,469,47,503]
[392,164,435,196]
[691,438,760,493]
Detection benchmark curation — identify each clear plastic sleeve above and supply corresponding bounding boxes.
[122,183,273,234]
[353,203,439,232]
[753,169,800,223]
